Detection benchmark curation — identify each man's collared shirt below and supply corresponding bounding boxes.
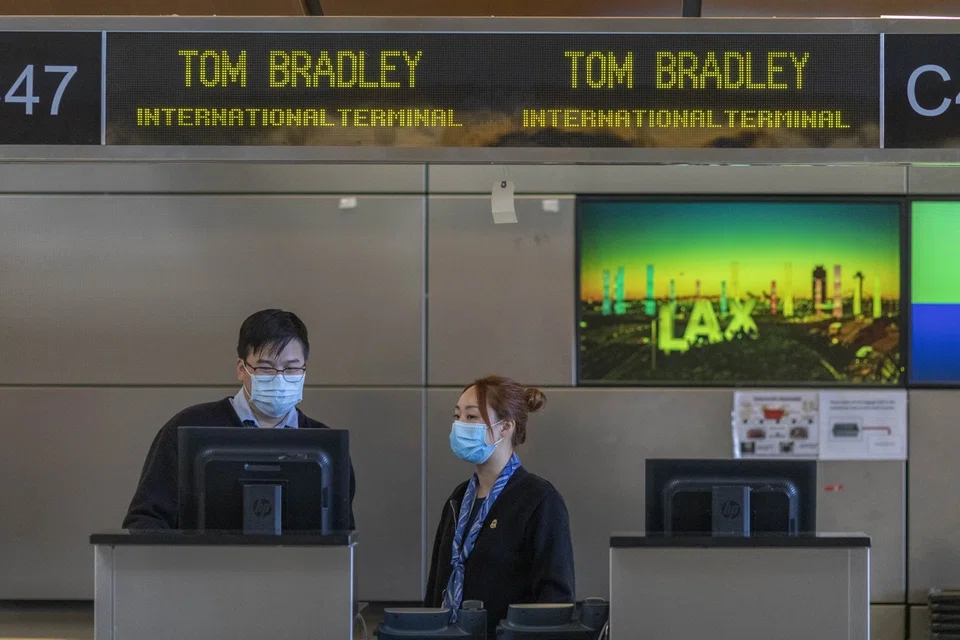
[229,388,299,429]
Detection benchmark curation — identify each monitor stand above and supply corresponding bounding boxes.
[712,485,750,536]
[243,483,283,534]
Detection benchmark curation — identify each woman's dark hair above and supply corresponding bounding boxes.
[237,309,310,361]
[465,375,546,447]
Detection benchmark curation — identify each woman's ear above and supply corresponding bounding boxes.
[501,419,517,438]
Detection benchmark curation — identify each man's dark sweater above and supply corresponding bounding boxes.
[122,397,356,530]
[424,466,575,638]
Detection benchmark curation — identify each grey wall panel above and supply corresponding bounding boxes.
[0,387,422,602]
[0,195,424,386]
[428,165,907,195]
[910,606,931,640]
[872,605,906,640]
[299,389,423,602]
[817,462,905,603]
[0,163,426,194]
[908,167,960,195]
[427,196,575,387]
[426,388,734,600]
[0,387,226,599]
[908,391,960,603]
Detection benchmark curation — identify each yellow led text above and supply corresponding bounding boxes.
[655,51,810,90]
[269,50,423,88]
[521,108,849,129]
[179,50,248,88]
[564,51,634,89]
[134,107,461,128]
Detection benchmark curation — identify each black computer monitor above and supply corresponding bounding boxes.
[178,426,351,534]
[645,459,816,536]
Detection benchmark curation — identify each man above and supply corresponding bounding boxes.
[123,309,356,529]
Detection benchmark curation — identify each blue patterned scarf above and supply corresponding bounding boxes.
[443,453,521,622]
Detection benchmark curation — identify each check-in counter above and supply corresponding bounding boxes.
[90,531,356,640]
[609,533,870,640]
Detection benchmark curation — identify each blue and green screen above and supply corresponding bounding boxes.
[578,199,903,385]
[911,202,960,384]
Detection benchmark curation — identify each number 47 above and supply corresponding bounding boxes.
[3,65,78,115]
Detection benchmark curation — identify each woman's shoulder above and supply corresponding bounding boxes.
[445,479,472,503]
[513,468,567,504]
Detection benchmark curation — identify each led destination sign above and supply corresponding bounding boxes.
[105,32,880,147]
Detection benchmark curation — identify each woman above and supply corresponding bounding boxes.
[425,375,576,637]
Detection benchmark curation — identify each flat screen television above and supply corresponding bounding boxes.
[577,197,906,386]
[910,201,960,385]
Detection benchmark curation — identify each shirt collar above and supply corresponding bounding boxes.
[230,388,299,429]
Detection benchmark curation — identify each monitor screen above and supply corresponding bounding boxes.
[645,458,817,536]
[910,201,960,385]
[177,427,352,533]
[577,198,905,385]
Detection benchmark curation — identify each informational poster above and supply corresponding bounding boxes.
[732,391,820,458]
[818,390,907,460]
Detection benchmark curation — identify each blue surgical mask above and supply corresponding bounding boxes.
[450,420,504,464]
[247,373,305,419]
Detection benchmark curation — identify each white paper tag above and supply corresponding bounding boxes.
[338,197,358,210]
[542,199,560,213]
[491,180,518,224]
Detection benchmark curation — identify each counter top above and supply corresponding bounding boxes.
[90,530,356,546]
[610,532,870,548]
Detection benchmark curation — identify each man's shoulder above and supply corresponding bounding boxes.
[297,410,332,430]
[161,398,238,431]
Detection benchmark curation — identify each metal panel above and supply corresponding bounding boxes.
[817,462,905,603]
[0,387,222,599]
[5,146,960,164]
[0,163,426,194]
[910,606,931,640]
[871,605,906,640]
[908,167,960,195]
[425,388,734,600]
[428,165,908,195]
[908,391,960,603]
[427,196,575,387]
[0,387,421,602]
[0,194,424,386]
[298,389,423,602]
[109,545,354,640]
[94,546,114,640]
[610,546,868,640]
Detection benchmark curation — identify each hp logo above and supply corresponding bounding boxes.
[720,500,742,519]
[252,498,273,518]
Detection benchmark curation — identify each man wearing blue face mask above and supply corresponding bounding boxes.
[122,309,356,530]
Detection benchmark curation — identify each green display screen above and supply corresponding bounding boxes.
[578,198,905,386]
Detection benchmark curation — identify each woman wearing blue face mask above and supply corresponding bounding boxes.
[424,375,575,638]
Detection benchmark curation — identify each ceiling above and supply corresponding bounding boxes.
[1,0,957,17]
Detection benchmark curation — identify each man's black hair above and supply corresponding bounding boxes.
[237,309,310,361]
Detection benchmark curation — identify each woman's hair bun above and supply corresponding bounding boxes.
[525,387,547,413]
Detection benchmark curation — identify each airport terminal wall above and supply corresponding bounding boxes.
[2,162,959,640]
